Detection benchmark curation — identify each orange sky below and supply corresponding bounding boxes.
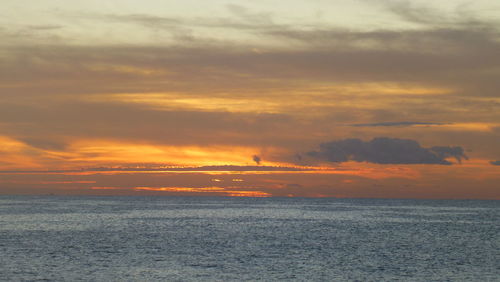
[0,0,499,199]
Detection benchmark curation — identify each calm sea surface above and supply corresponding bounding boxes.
[0,196,498,281]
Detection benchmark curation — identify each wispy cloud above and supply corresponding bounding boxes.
[350,121,448,127]
[0,165,318,174]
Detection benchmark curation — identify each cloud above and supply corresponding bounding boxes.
[430,146,468,164]
[4,23,500,99]
[0,101,293,147]
[1,3,499,169]
[252,155,261,165]
[307,137,467,165]
[92,9,281,36]
[490,161,500,166]
[0,165,314,174]
[351,121,447,127]
[26,25,64,31]
[19,138,67,151]
[379,0,451,25]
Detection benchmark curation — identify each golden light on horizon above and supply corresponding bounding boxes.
[131,186,271,197]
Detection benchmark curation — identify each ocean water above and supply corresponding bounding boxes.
[0,196,498,281]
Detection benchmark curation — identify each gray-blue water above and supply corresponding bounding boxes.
[0,196,498,281]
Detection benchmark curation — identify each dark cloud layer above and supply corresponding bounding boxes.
[307,137,467,165]
[490,161,500,166]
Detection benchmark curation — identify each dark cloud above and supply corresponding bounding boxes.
[252,155,261,165]
[105,14,181,27]
[490,161,500,166]
[307,137,467,165]
[19,138,67,151]
[351,121,447,127]
[430,146,468,164]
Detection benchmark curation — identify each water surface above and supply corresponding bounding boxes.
[0,196,498,281]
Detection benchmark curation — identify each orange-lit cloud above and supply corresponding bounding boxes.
[67,140,288,167]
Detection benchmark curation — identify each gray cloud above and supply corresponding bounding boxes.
[430,146,468,164]
[19,138,67,151]
[307,137,467,165]
[490,161,500,166]
[252,155,261,165]
[106,14,181,27]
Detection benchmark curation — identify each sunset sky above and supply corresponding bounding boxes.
[1,0,499,198]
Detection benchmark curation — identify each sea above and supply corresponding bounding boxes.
[0,196,498,281]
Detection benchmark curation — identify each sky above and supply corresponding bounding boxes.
[1,0,499,199]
